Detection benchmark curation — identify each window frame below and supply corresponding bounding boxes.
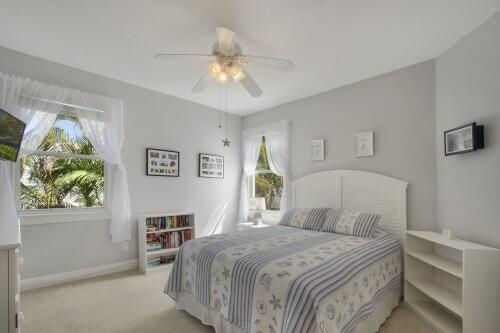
[248,141,282,223]
[16,112,111,225]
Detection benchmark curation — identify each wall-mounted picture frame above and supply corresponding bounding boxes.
[146,148,179,177]
[199,153,224,179]
[311,139,325,161]
[444,122,484,156]
[356,131,374,157]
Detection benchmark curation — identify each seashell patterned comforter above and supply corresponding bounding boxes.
[165,226,401,333]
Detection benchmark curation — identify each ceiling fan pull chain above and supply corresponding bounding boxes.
[218,82,222,128]
[222,84,231,147]
[225,84,228,138]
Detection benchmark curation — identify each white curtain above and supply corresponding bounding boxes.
[70,91,131,242]
[265,123,291,217]
[239,121,290,222]
[0,71,130,244]
[0,73,67,244]
[238,134,262,223]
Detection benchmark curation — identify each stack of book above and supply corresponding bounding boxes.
[146,241,162,252]
[145,215,192,230]
[161,229,193,248]
[147,255,176,268]
[147,257,161,267]
[146,229,193,250]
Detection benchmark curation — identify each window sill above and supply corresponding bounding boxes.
[20,209,111,226]
[248,209,280,224]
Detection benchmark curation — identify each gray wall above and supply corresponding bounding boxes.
[0,47,242,279]
[436,12,500,248]
[7,9,500,279]
[243,61,437,231]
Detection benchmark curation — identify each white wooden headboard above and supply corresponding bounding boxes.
[291,170,408,241]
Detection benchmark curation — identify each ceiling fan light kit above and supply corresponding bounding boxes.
[155,27,294,97]
[154,27,294,147]
[207,60,246,84]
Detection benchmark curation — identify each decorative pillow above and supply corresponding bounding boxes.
[320,208,381,238]
[278,208,330,230]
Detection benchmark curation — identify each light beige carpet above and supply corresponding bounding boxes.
[21,269,436,333]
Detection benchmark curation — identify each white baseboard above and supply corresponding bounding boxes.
[21,259,138,291]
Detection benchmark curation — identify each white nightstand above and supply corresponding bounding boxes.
[238,222,272,231]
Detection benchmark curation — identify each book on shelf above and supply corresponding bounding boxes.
[145,215,192,231]
[146,242,162,252]
[147,255,176,267]
[146,229,193,250]
[147,258,161,266]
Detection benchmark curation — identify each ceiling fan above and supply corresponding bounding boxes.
[154,27,294,97]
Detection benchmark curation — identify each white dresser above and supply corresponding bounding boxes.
[405,231,500,333]
[0,241,21,333]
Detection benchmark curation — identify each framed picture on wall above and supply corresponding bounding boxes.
[199,153,224,179]
[444,122,484,156]
[311,139,325,161]
[356,131,374,157]
[146,148,179,177]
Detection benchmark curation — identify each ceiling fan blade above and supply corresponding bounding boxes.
[239,69,263,97]
[191,74,211,93]
[154,53,211,62]
[216,27,237,52]
[241,55,295,72]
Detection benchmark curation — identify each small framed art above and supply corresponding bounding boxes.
[311,139,325,161]
[356,131,374,157]
[146,148,179,177]
[199,153,224,179]
[444,122,484,156]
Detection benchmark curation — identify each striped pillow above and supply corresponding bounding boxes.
[320,208,380,238]
[278,208,330,230]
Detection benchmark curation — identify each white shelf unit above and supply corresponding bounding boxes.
[138,212,195,274]
[404,231,500,333]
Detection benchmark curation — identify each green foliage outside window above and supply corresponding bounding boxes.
[254,140,283,210]
[20,115,104,210]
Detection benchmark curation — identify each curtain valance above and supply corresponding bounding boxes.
[242,121,289,139]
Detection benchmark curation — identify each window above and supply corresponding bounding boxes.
[19,114,105,210]
[250,138,283,211]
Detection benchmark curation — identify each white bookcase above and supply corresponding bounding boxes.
[138,212,195,274]
[404,231,500,333]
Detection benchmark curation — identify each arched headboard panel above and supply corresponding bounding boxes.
[291,170,408,240]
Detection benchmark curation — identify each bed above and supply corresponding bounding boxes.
[165,170,408,333]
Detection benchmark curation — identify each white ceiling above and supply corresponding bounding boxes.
[0,1,499,116]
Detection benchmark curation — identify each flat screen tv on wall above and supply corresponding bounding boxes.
[0,108,26,162]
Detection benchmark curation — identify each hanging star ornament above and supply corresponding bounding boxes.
[222,138,231,147]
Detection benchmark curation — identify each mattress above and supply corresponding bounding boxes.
[165,226,402,333]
